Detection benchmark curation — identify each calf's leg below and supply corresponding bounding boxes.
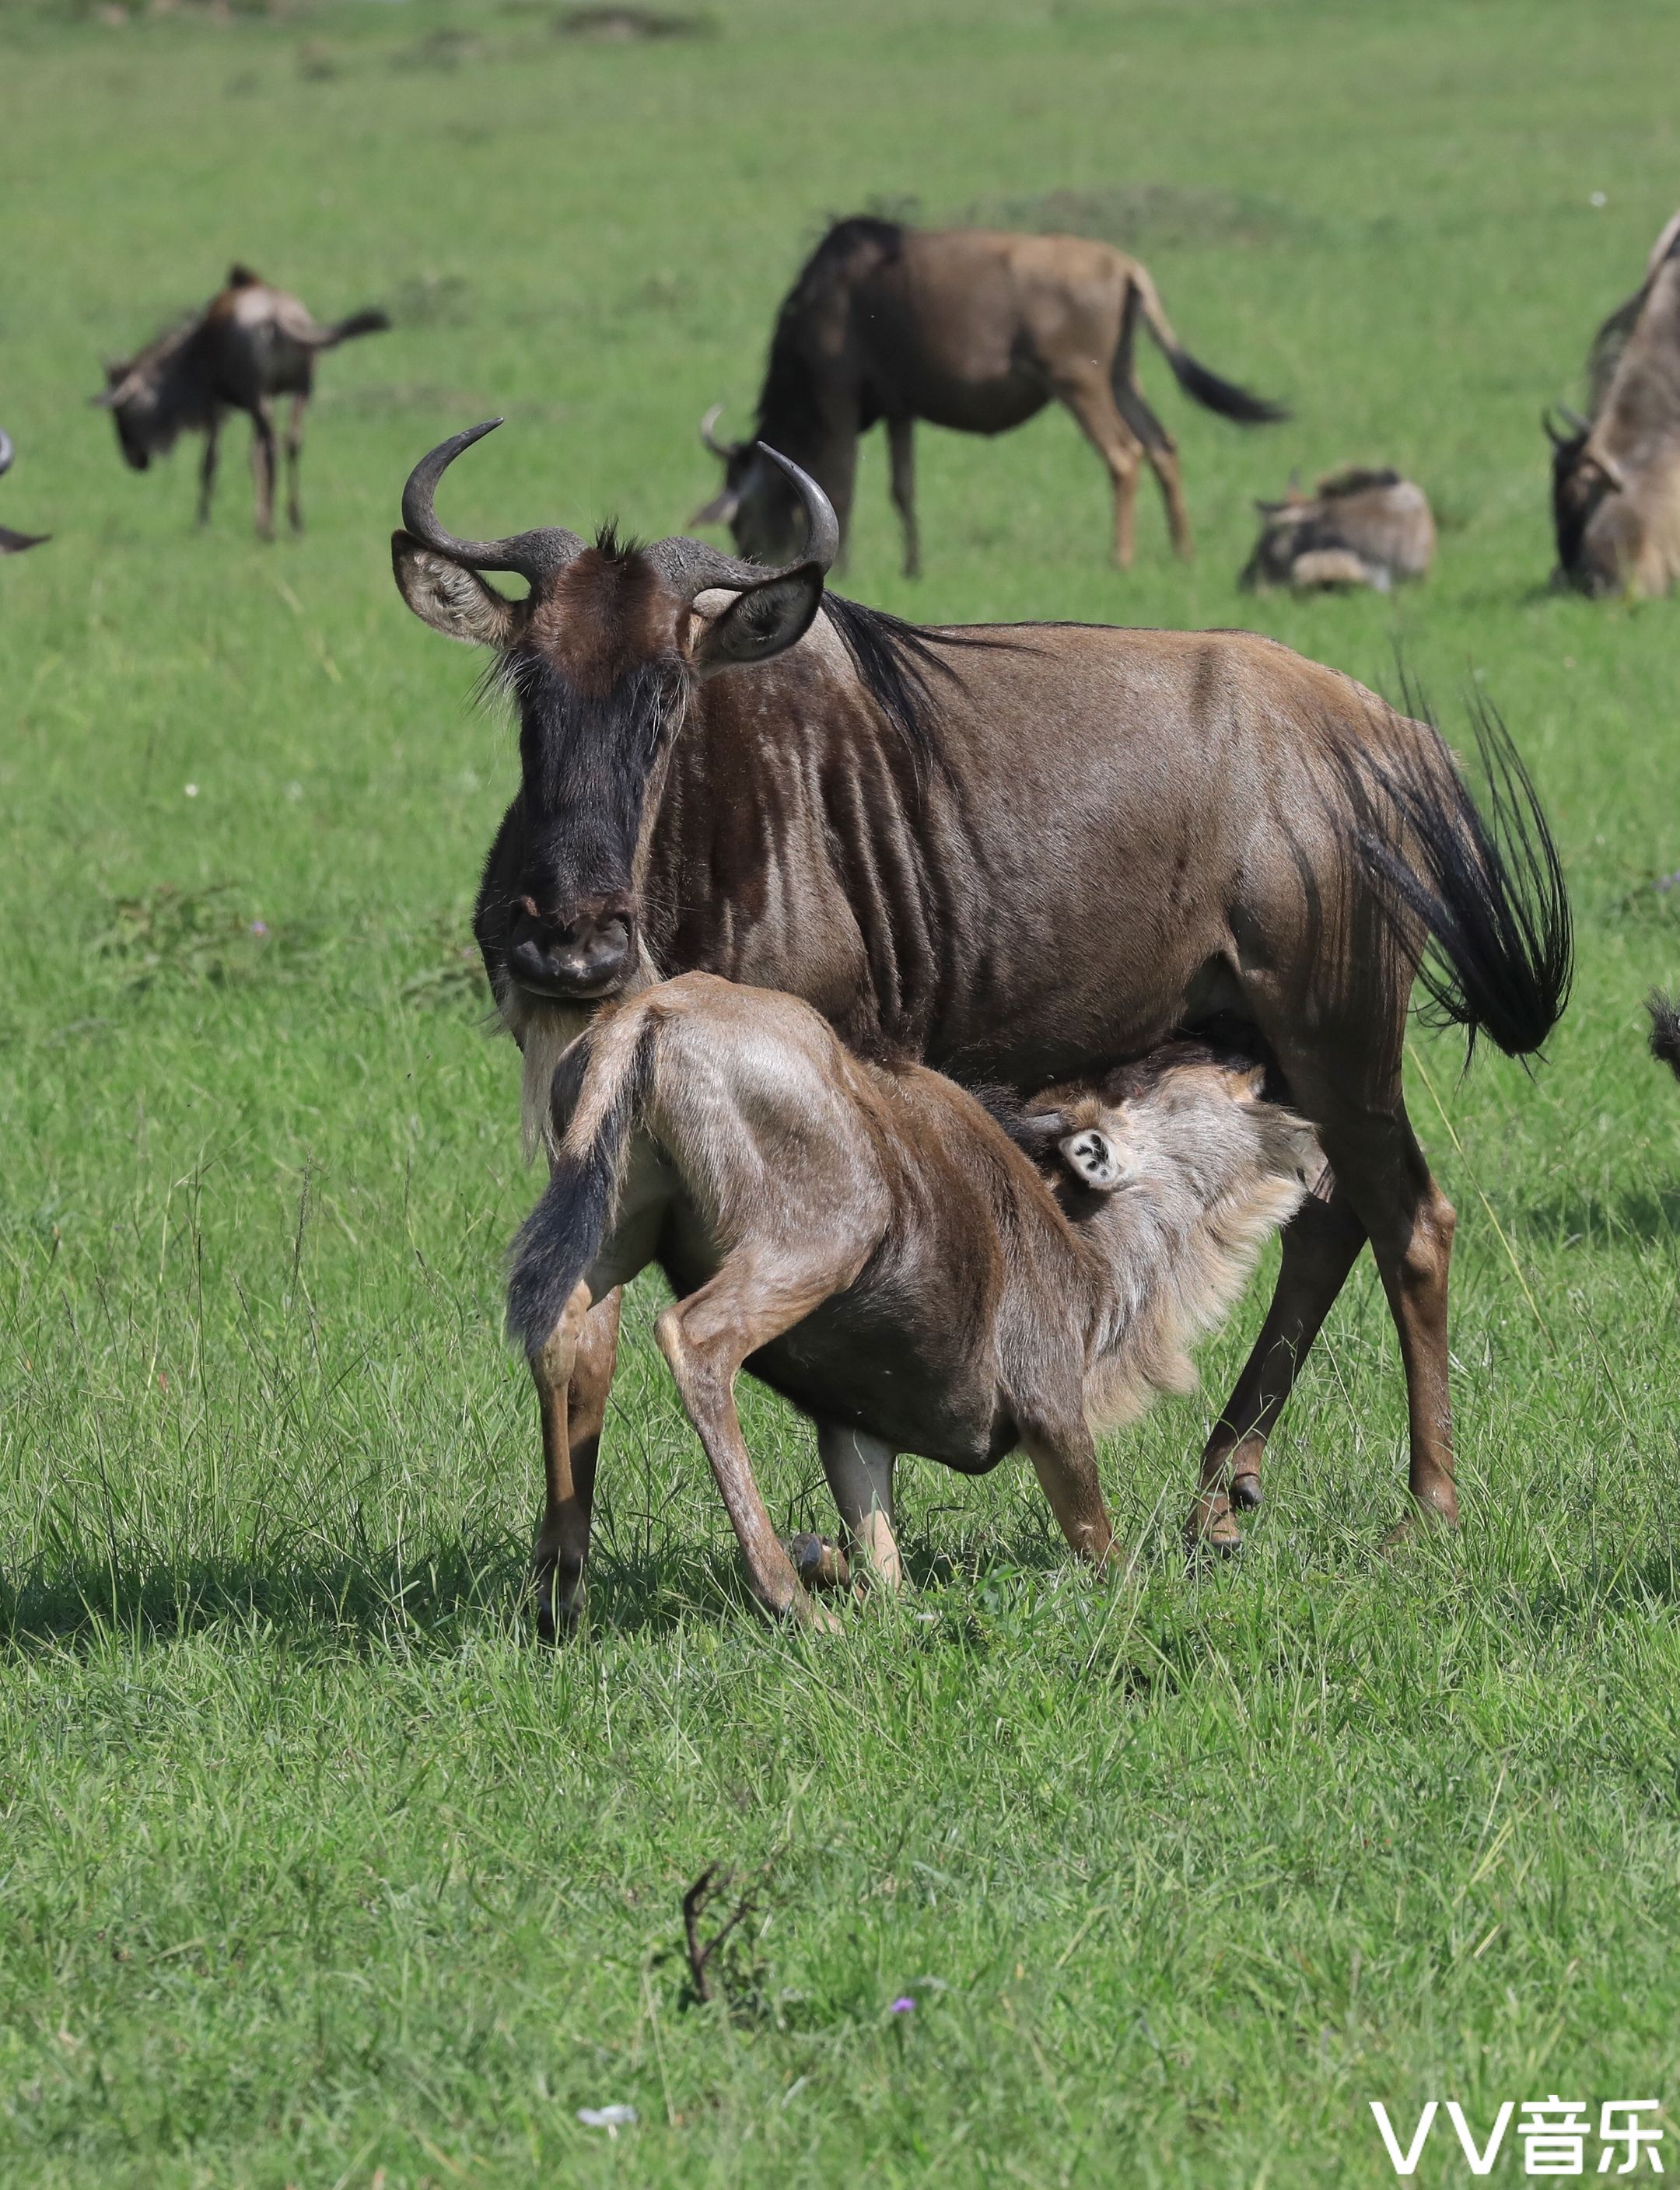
[530,1285,622,1640]
[797,1423,901,1591]
[656,1254,866,1629]
[1020,1419,1116,1571]
[247,401,278,540]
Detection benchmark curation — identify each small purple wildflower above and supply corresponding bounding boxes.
[890,1996,915,2014]
[249,921,269,937]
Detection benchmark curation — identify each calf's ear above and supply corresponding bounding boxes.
[1059,1127,1128,1191]
[691,565,824,677]
[391,532,516,647]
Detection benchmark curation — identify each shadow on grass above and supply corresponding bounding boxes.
[1510,1186,1680,1244]
[0,1520,1108,1657]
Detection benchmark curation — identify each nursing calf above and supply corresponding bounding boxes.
[505,975,1318,1634]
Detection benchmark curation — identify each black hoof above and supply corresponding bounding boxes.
[1230,1473,1263,1511]
[786,1533,849,1590]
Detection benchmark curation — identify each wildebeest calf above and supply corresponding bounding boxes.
[505,974,1318,1635]
[1650,991,1680,1082]
[1547,209,1680,596]
[1241,467,1434,593]
[94,264,389,537]
[0,429,50,555]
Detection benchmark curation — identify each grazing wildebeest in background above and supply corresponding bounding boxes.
[691,217,1286,575]
[1650,991,1680,1081]
[504,982,1318,1626]
[94,264,389,538]
[1241,467,1434,593]
[391,422,1570,1632]
[0,429,50,555]
[1546,209,1680,596]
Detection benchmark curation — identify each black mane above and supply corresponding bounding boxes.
[754,216,908,447]
[820,590,1017,782]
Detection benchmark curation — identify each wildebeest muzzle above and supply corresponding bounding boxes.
[507,894,635,999]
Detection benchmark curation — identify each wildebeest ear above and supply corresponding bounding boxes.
[688,486,741,530]
[390,531,517,647]
[1059,1127,1128,1191]
[690,566,823,677]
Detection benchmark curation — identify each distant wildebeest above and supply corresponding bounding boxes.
[0,429,50,555]
[391,422,1570,1632]
[691,216,1286,576]
[505,981,1318,1626]
[1241,467,1434,593]
[1650,991,1680,1080]
[1546,209,1680,596]
[94,265,389,538]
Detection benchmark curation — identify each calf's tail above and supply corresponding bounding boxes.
[1342,696,1573,1063]
[1129,268,1289,425]
[505,1006,657,1359]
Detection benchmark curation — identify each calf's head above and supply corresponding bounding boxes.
[1545,408,1625,593]
[393,419,838,1005]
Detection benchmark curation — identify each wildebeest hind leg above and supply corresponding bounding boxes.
[1191,1180,1365,1552]
[886,418,920,580]
[1052,374,1144,569]
[657,1255,862,1629]
[530,1286,622,1641]
[248,401,277,540]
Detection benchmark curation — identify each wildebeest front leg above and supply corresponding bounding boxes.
[887,418,921,580]
[1190,1177,1366,1551]
[529,1283,621,1639]
[284,393,308,533]
[196,418,220,527]
[248,401,278,540]
[1020,1421,1116,1572]
[656,1260,856,1629]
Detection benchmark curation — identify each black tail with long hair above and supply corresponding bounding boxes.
[317,308,390,348]
[505,1023,649,1359]
[1339,694,1573,1064]
[1163,345,1290,425]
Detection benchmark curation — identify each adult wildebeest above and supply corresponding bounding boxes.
[1241,467,1433,593]
[94,264,389,538]
[0,429,50,555]
[505,981,1319,1628]
[691,217,1286,576]
[1546,210,1680,596]
[391,422,1570,1629]
[1650,991,1680,1080]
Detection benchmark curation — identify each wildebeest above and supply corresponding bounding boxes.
[94,264,389,537]
[1650,991,1680,1080]
[1241,467,1433,593]
[390,422,1570,1623]
[1546,209,1680,596]
[691,217,1286,575]
[505,980,1318,1628]
[0,429,50,555]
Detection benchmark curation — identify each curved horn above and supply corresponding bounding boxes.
[0,429,12,479]
[1559,405,1591,434]
[401,420,584,582]
[756,444,839,574]
[698,403,736,459]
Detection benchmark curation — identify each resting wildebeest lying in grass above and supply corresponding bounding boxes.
[691,215,1286,575]
[1546,208,1680,596]
[506,980,1320,1627]
[1650,992,1680,1080]
[0,429,50,555]
[1241,467,1433,593]
[391,422,1570,1625]
[94,264,389,538]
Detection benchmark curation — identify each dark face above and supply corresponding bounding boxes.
[1549,432,1619,589]
[112,402,152,471]
[393,498,828,1010]
[694,448,807,567]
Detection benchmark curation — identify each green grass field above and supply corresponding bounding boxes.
[3,1,1679,2181]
